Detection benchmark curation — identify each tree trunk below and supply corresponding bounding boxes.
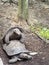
[18,0,28,21]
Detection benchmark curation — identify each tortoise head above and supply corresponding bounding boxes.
[13,28,22,35]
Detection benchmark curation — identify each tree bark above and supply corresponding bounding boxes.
[18,0,28,21]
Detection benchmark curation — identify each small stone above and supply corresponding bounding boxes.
[42,57,45,60]
[29,52,38,56]
[0,58,3,65]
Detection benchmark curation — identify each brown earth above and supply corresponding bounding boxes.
[0,1,49,65]
[0,32,49,65]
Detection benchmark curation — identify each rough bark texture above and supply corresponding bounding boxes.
[18,0,28,20]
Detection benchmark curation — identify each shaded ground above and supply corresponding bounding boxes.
[0,32,49,65]
[0,0,49,65]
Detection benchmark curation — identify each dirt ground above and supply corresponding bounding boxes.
[0,32,49,65]
[0,1,49,65]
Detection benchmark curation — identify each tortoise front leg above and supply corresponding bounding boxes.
[9,56,22,63]
[19,53,32,60]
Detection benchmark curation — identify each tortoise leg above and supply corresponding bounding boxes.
[19,53,32,60]
[9,56,22,63]
[29,52,38,56]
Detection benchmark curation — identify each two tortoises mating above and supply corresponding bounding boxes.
[2,27,38,63]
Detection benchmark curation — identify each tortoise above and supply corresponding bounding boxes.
[3,40,38,63]
[2,27,24,44]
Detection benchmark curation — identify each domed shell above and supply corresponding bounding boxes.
[3,40,29,56]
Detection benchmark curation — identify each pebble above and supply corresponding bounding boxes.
[29,52,38,56]
[0,58,3,65]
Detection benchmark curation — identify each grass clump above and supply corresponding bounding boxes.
[39,28,49,40]
[30,25,49,40]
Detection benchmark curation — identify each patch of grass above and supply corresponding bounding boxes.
[39,28,49,40]
[30,25,49,40]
